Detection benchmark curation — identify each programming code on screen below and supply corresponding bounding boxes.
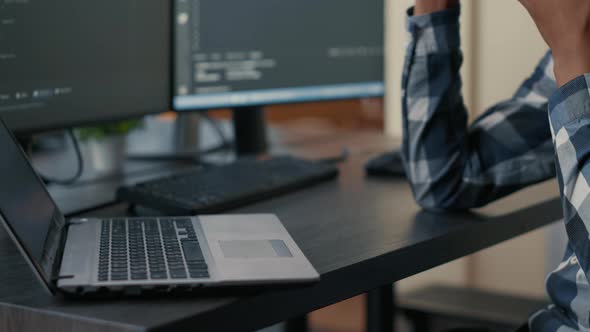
[174,0,384,109]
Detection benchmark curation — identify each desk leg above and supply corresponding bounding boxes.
[366,284,395,332]
[285,315,308,332]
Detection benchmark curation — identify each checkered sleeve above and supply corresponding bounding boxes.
[402,5,557,210]
[549,75,590,285]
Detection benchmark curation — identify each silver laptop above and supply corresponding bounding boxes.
[0,119,319,295]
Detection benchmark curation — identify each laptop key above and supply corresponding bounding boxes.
[131,273,148,280]
[189,270,209,279]
[187,262,208,270]
[112,276,128,281]
[181,240,204,262]
[150,272,167,279]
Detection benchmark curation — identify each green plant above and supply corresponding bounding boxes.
[76,119,143,141]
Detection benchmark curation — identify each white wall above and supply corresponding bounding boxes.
[384,0,412,138]
[473,0,548,113]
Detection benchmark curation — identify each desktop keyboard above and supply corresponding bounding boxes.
[98,218,209,282]
[117,156,339,215]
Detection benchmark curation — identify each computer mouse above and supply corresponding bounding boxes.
[365,150,406,177]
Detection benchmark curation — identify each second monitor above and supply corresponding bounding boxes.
[173,0,384,153]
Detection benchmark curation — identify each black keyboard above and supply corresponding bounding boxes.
[98,218,209,282]
[117,156,339,215]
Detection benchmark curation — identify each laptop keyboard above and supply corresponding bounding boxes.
[98,218,209,282]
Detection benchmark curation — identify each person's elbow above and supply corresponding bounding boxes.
[402,144,479,212]
[406,168,475,212]
[412,183,465,212]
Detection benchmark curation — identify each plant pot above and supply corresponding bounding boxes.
[83,135,127,174]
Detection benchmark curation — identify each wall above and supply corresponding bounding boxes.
[473,1,547,113]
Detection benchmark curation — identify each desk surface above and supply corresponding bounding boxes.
[0,123,563,332]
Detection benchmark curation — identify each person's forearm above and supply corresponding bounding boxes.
[414,0,459,15]
[402,5,556,210]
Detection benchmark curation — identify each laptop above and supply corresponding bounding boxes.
[0,119,319,295]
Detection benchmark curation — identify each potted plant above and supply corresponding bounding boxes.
[76,119,142,174]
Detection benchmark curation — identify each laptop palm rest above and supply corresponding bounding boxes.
[219,240,293,259]
[199,214,319,283]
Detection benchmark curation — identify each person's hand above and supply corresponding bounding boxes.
[414,0,459,16]
[519,0,590,87]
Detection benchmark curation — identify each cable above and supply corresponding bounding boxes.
[38,129,84,185]
[201,112,234,163]
[34,116,225,183]
[202,112,232,149]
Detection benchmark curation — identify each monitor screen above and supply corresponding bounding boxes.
[0,0,171,133]
[173,0,384,111]
[0,119,64,285]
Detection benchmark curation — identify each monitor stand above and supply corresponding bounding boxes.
[174,113,201,154]
[232,106,268,156]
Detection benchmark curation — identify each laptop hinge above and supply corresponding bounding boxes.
[50,218,89,284]
[65,219,86,226]
[51,275,75,283]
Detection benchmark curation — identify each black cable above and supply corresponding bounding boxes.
[201,112,234,163]
[39,129,84,185]
[202,112,232,149]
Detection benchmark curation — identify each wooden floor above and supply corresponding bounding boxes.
[258,295,367,332]
[309,295,367,332]
[260,294,413,332]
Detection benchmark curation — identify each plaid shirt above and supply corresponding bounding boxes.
[403,5,590,331]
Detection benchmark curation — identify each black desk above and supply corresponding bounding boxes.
[0,125,562,332]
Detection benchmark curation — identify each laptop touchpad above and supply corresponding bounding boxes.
[219,240,293,258]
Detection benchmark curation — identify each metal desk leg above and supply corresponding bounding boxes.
[366,284,395,332]
[285,315,308,332]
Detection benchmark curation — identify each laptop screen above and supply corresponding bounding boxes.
[0,119,64,286]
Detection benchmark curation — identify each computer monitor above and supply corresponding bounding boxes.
[173,0,384,154]
[0,1,171,134]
